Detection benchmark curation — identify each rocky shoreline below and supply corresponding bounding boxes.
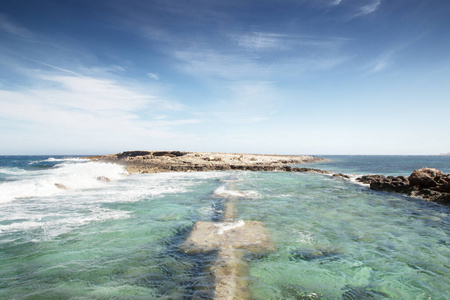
[87,151,328,173]
[356,168,450,205]
[87,151,449,205]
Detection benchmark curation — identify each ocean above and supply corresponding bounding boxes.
[0,155,449,299]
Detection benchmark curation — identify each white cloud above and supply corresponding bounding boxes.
[148,72,159,80]
[0,71,197,148]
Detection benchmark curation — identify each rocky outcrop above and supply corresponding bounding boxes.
[88,151,326,174]
[356,168,450,204]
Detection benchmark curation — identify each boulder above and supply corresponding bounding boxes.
[408,168,443,188]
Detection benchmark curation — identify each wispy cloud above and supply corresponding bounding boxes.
[173,49,270,79]
[355,0,381,17]
[230,32,287,51]
[172,32,348,80]
[365,35,426,74]
[232,32,348,52]
[0,13,34,39]
[330,0,343,6]
[367,55,390,73]
[0,69,195,144]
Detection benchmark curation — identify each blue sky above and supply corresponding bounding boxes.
[0,0,449,155]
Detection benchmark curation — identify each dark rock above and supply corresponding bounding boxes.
[431,183,450,193]
[333,173,351,179]
[117,151,152,159]
[436,193,450,204]
[293,167,333,174]
[408,168,442,188]
[356,175,386,184]
[152,151,187,157]
[357,168,450,205]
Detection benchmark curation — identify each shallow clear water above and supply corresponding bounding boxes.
[234,172,450,299]
[0,156,449,299]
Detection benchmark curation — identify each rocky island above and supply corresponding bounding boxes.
[88,150,327,173]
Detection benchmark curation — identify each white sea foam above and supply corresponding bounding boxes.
[214,220,245,235]
[0,207,130,240]
[0,167,229,241]
[349,174,370,187]
[212,185,259,199]
[0,161,128,204]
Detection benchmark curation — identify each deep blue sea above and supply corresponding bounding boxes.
[0,155,449,299]
[299,155,450,176]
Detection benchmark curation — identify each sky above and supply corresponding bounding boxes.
[0,0,449,155]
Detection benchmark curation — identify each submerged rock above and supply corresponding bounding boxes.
[341,285,389,300]
[280,283,323,299]
[290,247,343,261]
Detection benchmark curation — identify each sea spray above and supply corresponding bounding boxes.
[0,161,128,204]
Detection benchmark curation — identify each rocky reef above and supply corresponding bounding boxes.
[88,151,327,174]
[356,168,450,204]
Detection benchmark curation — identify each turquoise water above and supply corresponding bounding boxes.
[0,156,449,299]
[235,172,449,299]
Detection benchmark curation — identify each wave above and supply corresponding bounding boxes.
[33,157,91,163]
[0,167,28,175]
[0,161,128,204]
